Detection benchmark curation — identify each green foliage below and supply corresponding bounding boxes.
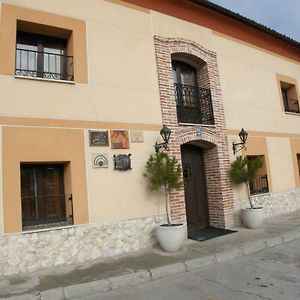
[144,152,182,192]
[230,156,263,208]
[144,152,182,225]
[230,156,263,185]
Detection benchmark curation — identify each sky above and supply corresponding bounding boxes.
[209,0,300,42]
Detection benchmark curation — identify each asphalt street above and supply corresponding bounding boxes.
[80,238,300,300]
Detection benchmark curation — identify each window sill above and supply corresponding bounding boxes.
[285,111,300,116]
[15,75,75,85]
[178,122,215,128]
[22,224,74,234]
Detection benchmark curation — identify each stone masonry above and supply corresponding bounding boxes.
[154,36,234,228]
[0,215,164,276]
[234,188,300,225]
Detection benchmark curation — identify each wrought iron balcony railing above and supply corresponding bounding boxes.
[249,175,269,195]
[22,193,74,230]
[15,48,74,81]
[283,97,300,114]
[174,83,215,125]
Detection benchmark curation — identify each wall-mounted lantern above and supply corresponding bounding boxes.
[232,128,248,155]
[154,124,171,153]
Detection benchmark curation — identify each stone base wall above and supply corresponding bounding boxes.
[234,188,300,225]
[0,215,165,276]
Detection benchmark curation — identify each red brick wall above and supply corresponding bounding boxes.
[154,36,234,228]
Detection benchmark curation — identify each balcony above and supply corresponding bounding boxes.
[174,83,214,125]
[22,193,74,231]
[15,48,74,82]
[283,97,300,114]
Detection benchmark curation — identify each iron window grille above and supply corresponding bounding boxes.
[174,83,215,125]
[15,31,74,81]
[21,193,74,231]
[249,175,269,195]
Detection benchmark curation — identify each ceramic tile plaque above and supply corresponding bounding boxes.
[130,130,143,143]
[92,153,109,168]
[89,130,109,146]
[110,130,129,149]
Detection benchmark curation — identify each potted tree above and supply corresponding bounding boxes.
[230,156,264,229]
[144,152,185,252]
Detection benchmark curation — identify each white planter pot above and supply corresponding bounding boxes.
[241,208,264,229]
[155,224,186,252]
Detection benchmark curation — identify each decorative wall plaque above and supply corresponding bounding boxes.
[110,130,129,149]
[89,130,109,147]
[92,154,109,168]
[130,130,144,143]
[113,154,132,171]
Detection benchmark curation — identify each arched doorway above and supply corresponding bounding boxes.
[181,144,209,230]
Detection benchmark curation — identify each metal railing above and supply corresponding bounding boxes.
[283,97,300,113]
[21,193,74,230]
[174,83,215,125]
[249,175,269,195]
[15,48,74,81]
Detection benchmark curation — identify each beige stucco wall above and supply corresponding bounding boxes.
[266,137,296,191]
[0,0,300,231]
[0,127,3,233]
[84,129,165,223]
[215,34,300,135]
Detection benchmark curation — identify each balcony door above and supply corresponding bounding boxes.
[172,61,197,107]
[21,164,66,229]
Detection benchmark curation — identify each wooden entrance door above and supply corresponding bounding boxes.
[181,144,209,230]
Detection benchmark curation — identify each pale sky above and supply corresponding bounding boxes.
[209,0,300,42]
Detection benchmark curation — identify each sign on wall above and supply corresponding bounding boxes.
[89,130,109,146]
[110,130,129,149]
[92,153,109,168]
[130,130,144,143]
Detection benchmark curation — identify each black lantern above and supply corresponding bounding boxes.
[154,124,171,153]
[232,128,248,155]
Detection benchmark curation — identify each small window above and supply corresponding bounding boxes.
[15,30,74,81]
[247,155,269,195]
[21,164,73,230]
[280,81,299,113]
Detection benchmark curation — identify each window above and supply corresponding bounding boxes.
[21,164,73,230]
[15,29,74,81]
[247,156,269,195]
[172,60,214,125]
[173,61,197,107]
[280,81,299,113]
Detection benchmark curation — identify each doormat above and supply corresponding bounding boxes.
[188,227,237,242]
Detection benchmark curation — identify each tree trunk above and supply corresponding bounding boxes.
[165,186,171,225]
[246,181,254,208]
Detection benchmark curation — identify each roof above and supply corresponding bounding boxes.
[188,0,300,48]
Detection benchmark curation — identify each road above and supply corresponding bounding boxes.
[80,238,300,300]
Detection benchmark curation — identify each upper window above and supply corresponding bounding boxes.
[172,60,214,125]
[280,81,299,114]
[15,20,74,82]
[16,31,74,81]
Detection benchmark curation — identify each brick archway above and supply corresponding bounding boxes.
[154,36,234,228]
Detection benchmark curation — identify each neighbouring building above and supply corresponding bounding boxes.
[0,0,299,275]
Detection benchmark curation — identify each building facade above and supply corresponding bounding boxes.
[0,0,299,275]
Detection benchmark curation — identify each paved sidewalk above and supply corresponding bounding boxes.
[1,210,300,300]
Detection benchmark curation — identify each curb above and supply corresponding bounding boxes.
[3,232,300,300]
